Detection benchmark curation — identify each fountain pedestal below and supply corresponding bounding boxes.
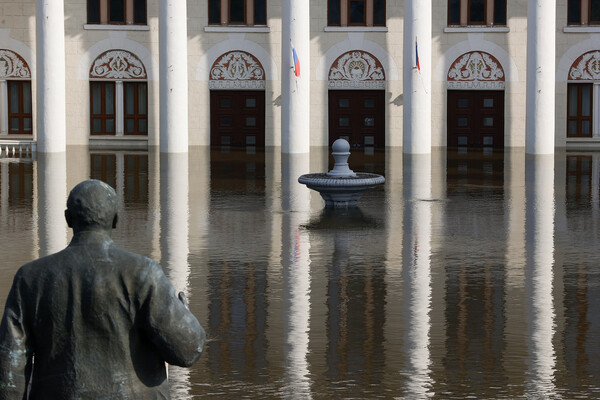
[298,139,385,208]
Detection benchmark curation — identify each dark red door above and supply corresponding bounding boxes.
[447,90,504,148]
[210,91,265,147]
[329,90,385,147]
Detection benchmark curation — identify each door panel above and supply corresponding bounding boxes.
[210,91,265,147]
[329,90,385,147]
[447,90,504,148]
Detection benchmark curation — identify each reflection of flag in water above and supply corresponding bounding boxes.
[292,47,300,77]
[293,228,301,263]
[415,39,420,71]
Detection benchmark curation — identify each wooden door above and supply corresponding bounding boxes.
[210,91,265,147]
[447,90,504,148]
[329,90,385,147]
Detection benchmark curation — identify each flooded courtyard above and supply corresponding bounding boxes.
[1,147,600,399]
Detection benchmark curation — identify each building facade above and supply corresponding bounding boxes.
[0,1,598,153]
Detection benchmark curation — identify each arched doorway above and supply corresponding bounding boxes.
[447,51,505,148]
[209,51,266,148]
[328,51,386,148]
[567,51,600,138]
[0,50,32,136]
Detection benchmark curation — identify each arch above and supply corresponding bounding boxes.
[328,50,385,89]
[209,50,265,90]
[77,32,157,81]
[316,33,399,81]
[447,51,505,90]
[0,49,31,79]
[434,34,518,84]
[557,36,600,82]
[196,35,278,82]
[90,49,147,80]
[568,50,600,81]
[0,29,35,77]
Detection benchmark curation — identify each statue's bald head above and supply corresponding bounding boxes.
[65,180,118,232]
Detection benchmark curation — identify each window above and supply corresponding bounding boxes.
[328,0,386,27]
[90,82,116,135]
[568,0,600,25]
[208,0,267,26]
[567,83,593,137]
[447,0,506,26]
[87,0,147,25]
[7,81,32,135]
[124,82,148,135]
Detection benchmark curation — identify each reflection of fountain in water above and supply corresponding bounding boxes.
[525,155,557,397]
[282,153,313,399]
[401,154,434,398]
[160,153,193,400]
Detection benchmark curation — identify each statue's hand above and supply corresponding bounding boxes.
[178,291,189,309]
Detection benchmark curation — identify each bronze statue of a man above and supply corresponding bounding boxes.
[0,179,205,399]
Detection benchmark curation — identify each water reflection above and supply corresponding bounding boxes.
[525,155,557,397]
[2,148,600,398]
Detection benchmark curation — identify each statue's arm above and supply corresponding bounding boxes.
[142,262,206,368]
[0,272,32,399]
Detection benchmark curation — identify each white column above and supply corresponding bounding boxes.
[526,0,556,154]
[159,0,189,153]
[525,155,557,396]
[594,83,600,138]
[116,81,124,136]
[36,0,66,153]
[0,80,7,135]
[403,0,431,154]
[36,152,68,256]
[281,0,310,154]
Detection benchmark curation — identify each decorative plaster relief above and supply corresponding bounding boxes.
[209,51,265,90]
[569,51,600,80]
[0,49,31,79]
[328,51,385,89]
[447,51,505,89]
[90,49,147,79]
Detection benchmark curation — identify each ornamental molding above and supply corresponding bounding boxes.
[90,49,147,80]
[447,51,505,89]
[328,51,385,90]
[209,51,265,90]
[569,51,600,81]
[0,49,30,79]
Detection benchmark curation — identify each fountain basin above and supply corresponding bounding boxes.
[298,172,385,208]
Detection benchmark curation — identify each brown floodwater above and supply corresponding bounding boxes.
[1,146,600,399]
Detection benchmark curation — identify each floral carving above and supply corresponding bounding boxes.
[569,51,600,80]
[209,51,265,90]
[90,50,147,80]
[328,51,385,89]
[0,50,31,79]
[447,51,505,90]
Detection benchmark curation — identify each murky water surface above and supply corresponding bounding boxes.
[1,147,600,399]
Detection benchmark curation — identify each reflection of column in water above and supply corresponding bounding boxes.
[160,153,192,399]
[281,153,312,399]
[401,154,433,398]
[525,155,556,396]
[37,152,68,256]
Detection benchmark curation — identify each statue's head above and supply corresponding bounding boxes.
[65,179,118,232]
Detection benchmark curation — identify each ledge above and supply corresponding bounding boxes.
[84,24,150,31]
[563,26,600,33]
[444,26,509,33]
[566,138,600,150]
[324,26,388,32]
[204,26,270,33]
[89,135,148,151]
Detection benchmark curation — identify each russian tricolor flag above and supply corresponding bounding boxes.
[415,39,420,71]
[292,47,300,77]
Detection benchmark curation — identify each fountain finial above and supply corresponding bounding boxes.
[327,139,356,178]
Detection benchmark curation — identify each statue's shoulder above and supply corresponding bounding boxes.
[108,246,163,273]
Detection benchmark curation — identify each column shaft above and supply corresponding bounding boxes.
[403,0,431,154]
[36,0,67,153]
[159,0,189,153]
[282,0,310,154]
[526,0,556,154]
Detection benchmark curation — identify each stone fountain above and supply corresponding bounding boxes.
[298,139,385,208]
